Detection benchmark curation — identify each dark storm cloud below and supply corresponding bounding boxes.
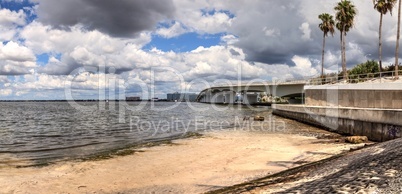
[37,55,81,75]
[32,0,175,38]
[228,1,318,66]
[0,68,30,75]
[224,1,392,68]
[229,48,240,56]
[248,51,295,66]
[37,54,135,75]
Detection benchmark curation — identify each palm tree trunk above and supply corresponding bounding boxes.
[339,30,343,79]
[322,33,326,78]
[342,25,347,80]
[395,0,401,79]
[379,13,383,73]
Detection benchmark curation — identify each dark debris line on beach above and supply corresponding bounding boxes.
[79,132,203,162]
[9,132,204,168]
[207,138,402,194]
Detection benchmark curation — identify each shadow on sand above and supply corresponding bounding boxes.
[207,138,402,193]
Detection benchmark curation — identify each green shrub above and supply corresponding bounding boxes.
[348,60,379,76]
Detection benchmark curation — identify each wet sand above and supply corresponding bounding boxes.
[0,129,366,194]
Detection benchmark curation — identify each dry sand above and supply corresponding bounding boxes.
[0,130,366,194]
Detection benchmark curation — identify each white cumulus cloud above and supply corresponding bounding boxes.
[0,41,35,62]
[156,21,188,38]
[299,22,312,41]
[0,8,26,41]
[0,88,12,96]
[0,41,36,75]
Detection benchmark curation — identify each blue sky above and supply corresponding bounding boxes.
[0,0,395,100]
[143,32,223,53]
[0,1,32,11]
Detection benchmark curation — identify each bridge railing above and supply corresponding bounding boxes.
[211,79,308,87]
[307,70,402,85]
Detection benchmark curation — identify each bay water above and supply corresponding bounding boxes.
[0,101,283,167]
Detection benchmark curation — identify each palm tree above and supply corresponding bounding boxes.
[335,0,357,80]
[318,13,335,78]
[335,22,349,79]
[395,0,401,79]
[373,0,397,73]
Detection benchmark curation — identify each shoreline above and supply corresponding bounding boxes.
[0,124,369,193]
[0,132,204,169]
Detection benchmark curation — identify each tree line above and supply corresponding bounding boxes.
[319,0,400,80]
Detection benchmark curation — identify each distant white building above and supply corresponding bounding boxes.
[126,96,141,101]
[167,92,198,102]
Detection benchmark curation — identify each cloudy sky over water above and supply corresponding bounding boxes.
[0,0,400,100]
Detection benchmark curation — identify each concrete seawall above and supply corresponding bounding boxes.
[272,104,402,142]
[304,83,402,109]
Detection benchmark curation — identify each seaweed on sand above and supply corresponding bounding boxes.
[81,131,204,162]
[14,132,204,168]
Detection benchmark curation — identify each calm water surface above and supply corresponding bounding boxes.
[0,101,284,167]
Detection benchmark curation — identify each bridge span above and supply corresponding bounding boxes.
[196,80,307,105]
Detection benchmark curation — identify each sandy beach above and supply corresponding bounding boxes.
[0,123,367,194]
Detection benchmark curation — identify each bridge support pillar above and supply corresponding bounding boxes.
[242,93,258,105]
[206,91,212,103]
[223,92,235,104]
[212,93,224,103]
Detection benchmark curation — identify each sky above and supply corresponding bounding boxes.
[0,0,400,100]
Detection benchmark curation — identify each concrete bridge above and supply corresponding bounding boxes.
[196,80,307,104]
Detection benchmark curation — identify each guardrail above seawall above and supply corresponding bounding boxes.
[307,70,402,85]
